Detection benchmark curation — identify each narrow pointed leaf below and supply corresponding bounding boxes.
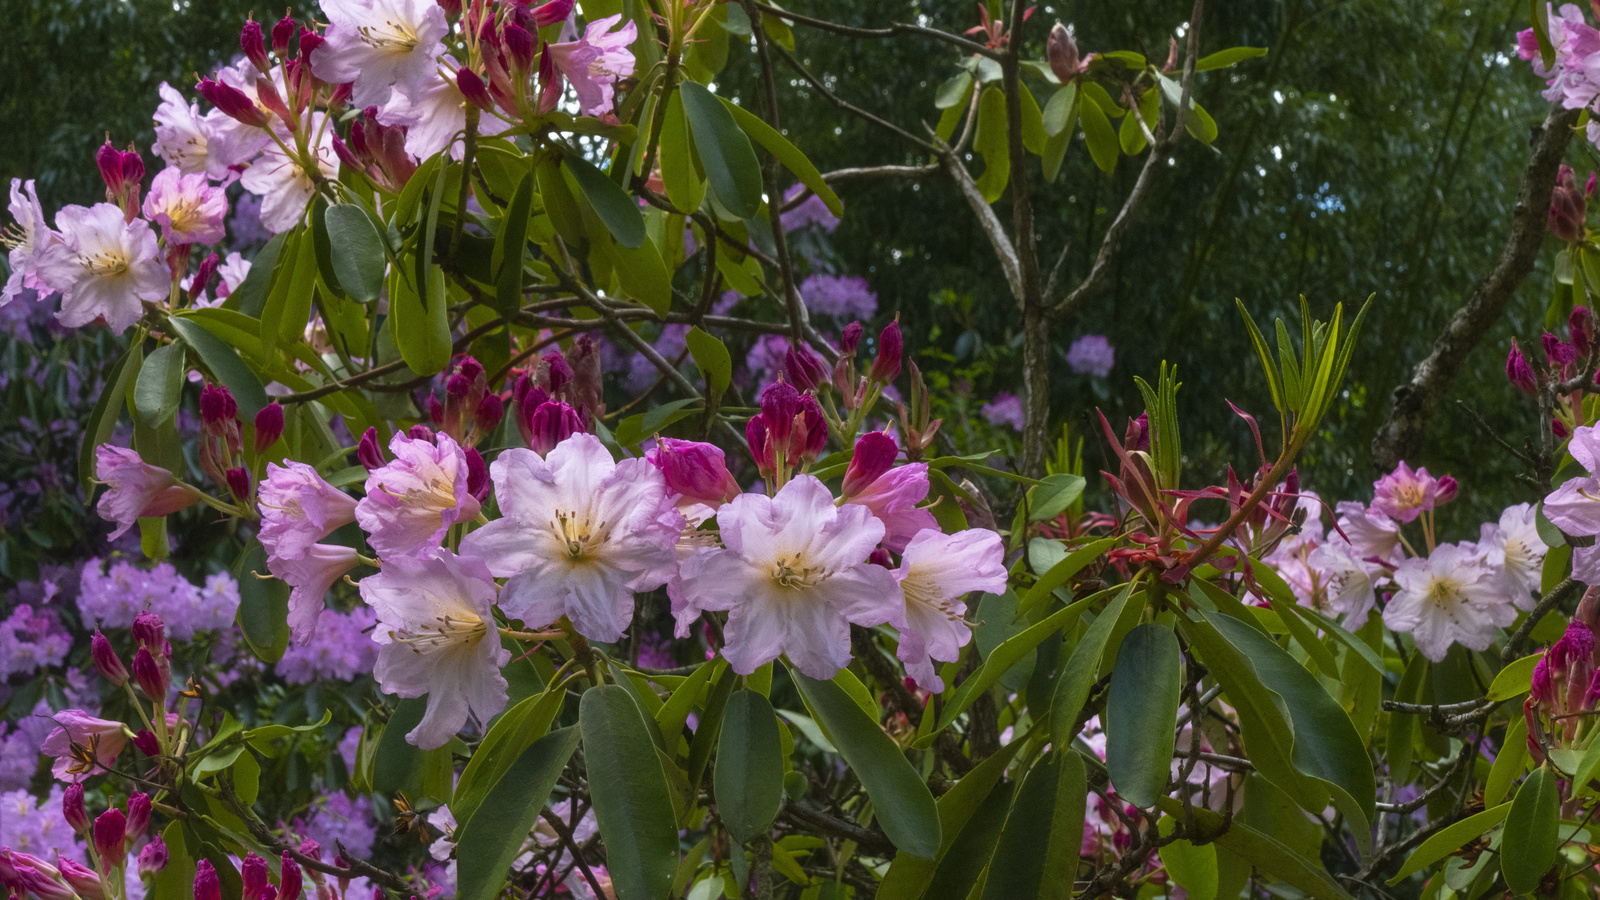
[1105,623,1182,807]
[715,690,784,843]
[581,685,681,900]
[455,726,582,900]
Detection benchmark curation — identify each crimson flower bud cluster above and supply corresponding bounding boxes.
[332,106,418,191]
[96,141,145,222]
[747,381,827,484]
[1527,618,1600,761]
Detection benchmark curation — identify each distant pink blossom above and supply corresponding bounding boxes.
[547,14,638,117]
[1065,334,1115,378]
[1370,461,1452,523]
[981,392,1025,431]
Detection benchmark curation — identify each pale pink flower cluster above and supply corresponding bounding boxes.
[1517,5,1600,146]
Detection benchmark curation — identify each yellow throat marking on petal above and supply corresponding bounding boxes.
[391,609,487,653]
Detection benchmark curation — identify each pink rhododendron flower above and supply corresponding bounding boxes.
[1370,461,1449,523]
[378,56,511,161]
[459,433,681,642]
[1543,425,1600,581]
[151,82,237,181]
[33,204,168,333]
[141,167,228,245]
[362,549,510,749]
[842,459,938,554]
[1383,543,1515,661]
[238,116,338,234]
[268,543,362,645]
[356,430,481,560]
[891,528,1007,691]
[646,437,741,524]
[670,475,900,679]
[3,178,54,305]
[1332,500,1403,566]
[93,445,198,540]
[547,14,638,117]
[259,461,360,561]
[1477,502,1546,608]
[1305,540,1378,625]
[312,0,449,107]
[39,711,128,782]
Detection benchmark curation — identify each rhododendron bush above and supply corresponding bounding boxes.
[13,0,1600,898]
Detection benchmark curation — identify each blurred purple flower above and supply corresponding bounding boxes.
[799,274,877,320]
[1065,334,1115,378]
[780,184,840,233]
[981,392,1025,431]
[275,607,379,684]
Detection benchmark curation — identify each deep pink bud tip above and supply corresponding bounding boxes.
[255,402,285,454]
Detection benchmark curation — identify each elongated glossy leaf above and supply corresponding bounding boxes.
[1388,802,1511,883]
[1197,46,1268,70]
[1042,83,1078,136]
[721,98,843,218]
[454,687,564,826]
[1489,652,1541,701]
[654,660,717,752]
[935,71,973,109]
[925,782,1012,900]
[581,685,680,900]
[679,81,762,219]
[1489,715,1531,806]
[1018,537,1115,614]
[659,91,706,214]
[165,316,269,417]
[79,342,140,493]
[133,340,186,429]
[1027,473,1085,522]
[455,726,581,900]
[715,690,784,843]
[390,264,451,376]
[1078,89,1118,173]
[536,157,588,249]
[793,672,940,858]
[1502,765,1561,894]
[1106,623,1182,807]
[373,697,428,794]
[493,171,535,317]
[608,233,672,316]
[324,204,387,302]
[1156,799,1354,900]
[227,232,285,318]
[1050,584,1139,747]
[565,151,647,248]
[1159,818,1218,900]
[686,325,732,402]
[982,750,1086,900]
[973,87,1009,202]
[233,541,289,664]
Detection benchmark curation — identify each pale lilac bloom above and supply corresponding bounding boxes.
[312,0,449,107]
[1065,334,1115,378]
[39,710,128,782]
[981,392,1025,431]
[0,604,71,677]
[548,14,638,117]
[33,204,168,333]
[1384,543,1515,662]
[356,430,481,560]
[378,55,512,161]
[799,275,877,320]
[141,167,228,246]
[259,461,359,561]
[0,787,81,863]
[670,475,900,679]
[1544,424,1600,581]
[215,252,251,297]
[151,82,237,182]
[77,559,238,639]
[362,549,510,749]
[268,543,362,645]
[290,793,379,859]
[1370,461,1445,523]
[844,462,938,554]
[1477,502,1546,609]
[1332,500,1403,567]
[1516,4,1600,109]
[780,184,840,233]
[891,528,1006,691]
[459,433,682,642]
[93,446,197,540]
[276,607,378,683]
[238,116,338,234]
[3,178,55,306]
[1305,540,1377,625]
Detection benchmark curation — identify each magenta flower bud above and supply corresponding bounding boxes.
[1586,668,1600,710]
[94,808,127,869]
[1434,475,1458,507]
[1574,306,1596,358]
[456,356,484,383]
[446,372,472,400]
[793,394,828,464]
[357,427,386,470]
[132,646,169,700]
[241,20,270,72]
[97,142,127,196]
[868,547,893,568]
[464,447,490,502]
[197,77,271,128]
[784,344,827,393]
[91,631,129,686]
[328,81,353,114]
[759,381,801,448]
[189,252,220,303]
[241,854,272,900]
[840,322,863,356]
[1545,332,1579,368]
[131,729,160,757]
[458,67,495,110]
[254,402,285,454]
[843,431,898,498]
[193,859,221,900]
[125,793,151,837]
[543,349,573,394]
[298,29,325,62]
[137,837,169,878]
[530,0,574,26]
[437,0,461,17]
[1552,619,1596,671]
[1590,172,1598,199]
[503,23,535,71]
[746,415,776,479]
[298,839,322,863]
[58,857,107,900]
[1047,22,1082,83]
[527,401,583,455]
[0,852,75,900]
[200,383,238,427]
[1124,412,1150,453]
[869,321,903,383]
[272,15,297,56]
[1551,163,1587,243]
[131,611,165,651]
[408,424,435,442]
[332,135,362,172]
[63,783,90,835]
[476,393,505,433]
[226,467,252,501]
[255,75,295,127]
[1507,341,1538,396]
[648,438,741,506]
[277,852,302,900]
[427,393,445,425]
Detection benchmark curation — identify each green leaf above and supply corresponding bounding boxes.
[935,71,973,109]
[608,233,673,316]
[455,726,582,900]
[536,156,588,250]
[389,263,451,377]
[373,697,429,794]
[1154,801,1354,900]
[453,686,565,827]
[1018,537,1115,614]
[973,87,1010,203]
[981,749,1087,900]
[1388,802,1511,883]
[233,541,289,664]
[1196,46,1268,70]
[1019,84,1048,156]
[1042,83,1078,137]
[659,91,707,215]
[565,151,647,248]
[1159,817,1219,900]
[323,204,388,302]
[686,325,732,403]
[654,660,718,751]
[924,781,1011,900]
[715,690,784,844]
[679,81,762,219]
[1502,765,1561,894]
[1532,0,1557,72]
[581,685,681,900]
[722,98,843,218]
[792,671,941,858]
[493,171,535,318]
[165,316,269,417]
[1106,623,1182,808]
[1050,584,1140,747]
[80,342,140,494]
[1488,715,1531,806]
[1028,473,1085,522]
[1078,87,1119,173]
[133,340,186,429]
[1118,87,1158,156]
[227,232,285,318]
[1489,652,1541,701]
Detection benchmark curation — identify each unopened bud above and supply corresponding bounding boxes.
[465,447,490,502]
[543,349,573,394]
[278,853,303,900]
[132,646,169,700]
[1574,306,1596,358]
[357,427,386,470]
[63,784,90,835]
[527,401,583,456]
[840,322,863,356]
[94,808,127,869]
[254,402,284,454]
[131,730,161,757]
[125,793,151,838]
[91,631,129,686]
[226,467,251,501]
[189,252,220,304]
[242,20,270,72]
[1047,22,1082,82]
[458,67,495,110]
[530,0,574,27]
[242,854,272,900]
[868,547,893,568]
[746,415,776,480]
[784,344,827,393]
[1550,163,1586,243]
[792,394,828,465]
[193,859,221,900]
[843,431,898,498]
[137,837,169,878]
[1507,340,1537,396]
[131,611,165,651]
[272,14,297,57]
[475,393,505,433]
[197,78,271,128]
[200,383,238,427]
[869,320,902,383]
